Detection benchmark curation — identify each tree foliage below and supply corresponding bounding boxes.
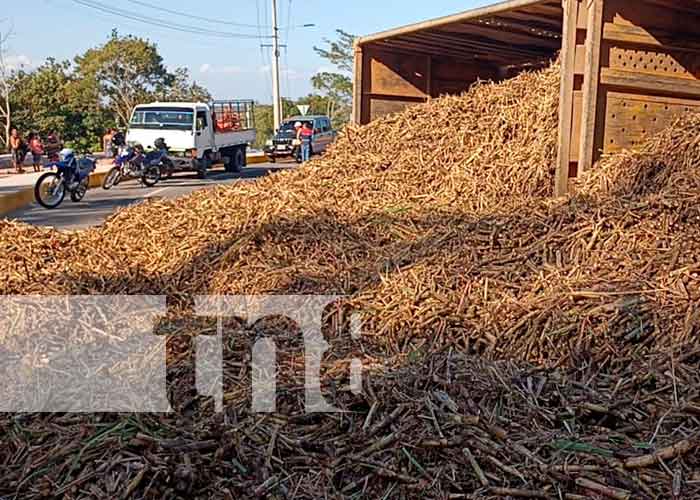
[253,98,299,149]
[156,67,211,103]
[75,31,171,126]
[313,29,355,74]
[5,31,210,152]
[312,29,355,128]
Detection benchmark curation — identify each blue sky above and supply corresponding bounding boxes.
[3,0,491,103]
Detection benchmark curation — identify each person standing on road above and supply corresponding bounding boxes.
[103,129,114,158]
[10,128,26,174]
[28,133,44,172]
[300,122,313,163]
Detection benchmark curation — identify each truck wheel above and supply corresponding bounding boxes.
[232,147,245,173]
[223,155,234,173]
[197,155,211,179]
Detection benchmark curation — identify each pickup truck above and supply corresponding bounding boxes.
[126,100,256,177]
[264,115,336,163]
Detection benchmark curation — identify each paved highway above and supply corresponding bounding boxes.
[4,163,291,230]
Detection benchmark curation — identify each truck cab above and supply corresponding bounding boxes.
[127,100,256,177]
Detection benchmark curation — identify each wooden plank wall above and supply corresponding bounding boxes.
[557,0,700,194]
[359,47,431,124]
[355,46,500,124]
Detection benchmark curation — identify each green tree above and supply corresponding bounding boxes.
[10,59,114,151]
[253,98,298,149]
[314,29,355,73]
[312,29,355,128]
[6,31,211,152]
[0,27,13,150]
[75,31,171,126]
[156,67,211,103]
[11,59,74,136]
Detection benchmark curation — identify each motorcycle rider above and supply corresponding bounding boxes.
[111,130,126,157]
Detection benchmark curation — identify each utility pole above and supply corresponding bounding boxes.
[271,0,282,131]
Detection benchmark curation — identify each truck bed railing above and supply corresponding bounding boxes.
[211,100,256,133]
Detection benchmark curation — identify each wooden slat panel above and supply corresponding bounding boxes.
[603,23,700,53]
[605,0,700,36]
[600,67,700,98]
[430,57,499,96]
[369,98,425,121]
[368,49,430,98]
[608,46,700,80]
[603,91,700,152]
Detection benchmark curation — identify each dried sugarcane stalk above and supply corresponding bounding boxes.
[575,478,631,500]
[624,439,695,469]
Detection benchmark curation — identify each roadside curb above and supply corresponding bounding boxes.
[247,155,267,165]
[0,154,267,218]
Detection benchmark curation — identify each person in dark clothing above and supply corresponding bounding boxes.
[111,130,126,157]
[9,128,27,174]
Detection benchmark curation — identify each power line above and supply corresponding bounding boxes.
[283,0,292,101]
[70,0,269,39]
[123,0,265,29]
[257,0,273,102]
[284,0,293,43]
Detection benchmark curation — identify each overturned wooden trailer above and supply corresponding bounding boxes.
[353,0,700,195]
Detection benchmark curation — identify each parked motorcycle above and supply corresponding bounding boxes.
[152,138,175,179]
[102,144,161,190]
[34,149,96,209]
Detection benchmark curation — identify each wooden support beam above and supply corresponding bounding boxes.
[357,0,560,46]
[577,0,604,174]
[375,39,511,64]
[600,67,700,98]
[527,2,566,16]
[555,0,580,196]
[352,45,364,124]
[497,11,564,30]
[411,31,549,60]
[438,21,562,50]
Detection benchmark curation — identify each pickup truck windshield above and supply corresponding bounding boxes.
[280,121,312,132]
[130,108,194,130]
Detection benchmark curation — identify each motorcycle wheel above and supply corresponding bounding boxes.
[102,167,121,190]
[70,178,89,202]
[161,158,174,179]
[142,165,161,187]
[34,172,66,209]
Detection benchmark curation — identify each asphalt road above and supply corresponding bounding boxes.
[4,162,292,230]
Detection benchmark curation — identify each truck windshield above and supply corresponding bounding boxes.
[130,108,194,130]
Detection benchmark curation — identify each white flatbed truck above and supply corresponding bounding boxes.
[126,100,256,177]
